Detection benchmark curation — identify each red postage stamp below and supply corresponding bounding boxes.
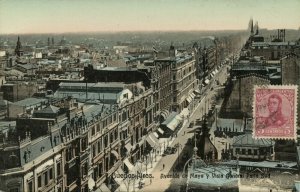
[253,85,298,140]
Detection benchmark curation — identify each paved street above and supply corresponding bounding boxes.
[137,64,230,192]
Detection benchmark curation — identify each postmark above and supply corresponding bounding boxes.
[253,85,298,140]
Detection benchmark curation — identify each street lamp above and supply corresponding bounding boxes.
[137,160,144,189]
[149,150,154,168]
[145,155,149,174]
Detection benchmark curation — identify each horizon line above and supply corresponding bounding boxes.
[1,27,299,36]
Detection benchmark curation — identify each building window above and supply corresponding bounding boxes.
[99,162,103,177]
[92,126,95,136]
[110,132,114,143]
[254,149,258,155]
[38,175,42,188]
[92,144,96,158]
[242,149,245,155]
[49,168,53,180]
[248,149,252,155]
[98,140,101,153]
[81,137,87,151]
[104,135,108,148]
[28,180,33,192]
[44,171,48,186]
[9,188,19,192]
[57,162,61,176]
[173,84,176,90]
[82,162,88,178]
[114,129,118,141]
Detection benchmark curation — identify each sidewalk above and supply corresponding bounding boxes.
[116,64,226,192]
[117,102,201,192]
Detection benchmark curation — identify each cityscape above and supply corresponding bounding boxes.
[1,1,300,192]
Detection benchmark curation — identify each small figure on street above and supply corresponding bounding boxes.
[163,164,165,170]
[183,131,185,135]
[150,178,152,184]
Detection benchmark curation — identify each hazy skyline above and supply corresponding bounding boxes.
[0,0,300,34]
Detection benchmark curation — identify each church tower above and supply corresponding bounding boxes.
[15,36,24,57]
[255,21,259,35]
[250,18,254,36]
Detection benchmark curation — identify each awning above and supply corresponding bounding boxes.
[125,143,132,152]
[160,109,169,120]
[110,150,119,159]
[190,93,195,99]
[146,134,159,149]
[157,128,164,135]
[123,158,134,171]
[99,183,111,192]
[212,71,216,75]
[166,115,182,131]
[194,89,201,94]
[186,96,192,103]
[153,132,159,138]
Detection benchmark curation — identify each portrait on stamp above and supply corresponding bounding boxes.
[253,85,298,140]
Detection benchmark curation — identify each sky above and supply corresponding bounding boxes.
[0,0,300,34]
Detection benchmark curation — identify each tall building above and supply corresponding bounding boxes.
[170,54,197,112]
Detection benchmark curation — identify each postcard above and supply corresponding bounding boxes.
[0,0,299,192]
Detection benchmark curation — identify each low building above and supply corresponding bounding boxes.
[15,64,38,75]
[0,81,40,102]
[232,119,275,161]
[7,98,48,119]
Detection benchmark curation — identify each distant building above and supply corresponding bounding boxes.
[15,36,24,57]
[221,74,270,118]
[0,81,40,102]
[15,63,38,75]
[281,54,300,85]
[7,97,48,119]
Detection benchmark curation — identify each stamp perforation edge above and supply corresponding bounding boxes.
[252,84,298,141]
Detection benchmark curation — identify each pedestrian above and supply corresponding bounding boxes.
[183,131,185,135]
[163,164,165,170]
[150,178,152,184]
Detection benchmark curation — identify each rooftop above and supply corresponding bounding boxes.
[0,121,16,132]
[17,63,38,70]
[221,160,297,170]
[233,131,275,147]
[13,98,48,107]
[33,105,60,115]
